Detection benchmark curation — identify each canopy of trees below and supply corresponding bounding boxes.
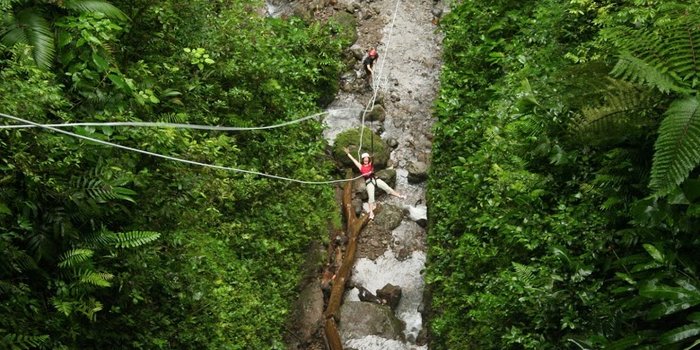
[428,0,700,349]
[1,0,351,348]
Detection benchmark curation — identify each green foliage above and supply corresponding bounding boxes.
[2,0,346,347]
[0,9,55,68]
[429,0,700,349]
[650,96,700,195]
[333,128,390,168]
[0,0,126,69]
[0,333,49,350]
[107,231,160,248]
[569,78,657,145]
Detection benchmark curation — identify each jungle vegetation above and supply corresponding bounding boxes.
[0,0,351,348]
[428,0,700,349]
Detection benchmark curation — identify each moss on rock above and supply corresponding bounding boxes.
[333,128,390,168]
[329,11,358,46]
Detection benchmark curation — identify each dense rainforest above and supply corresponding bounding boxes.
[428,0,700,349]
[3,0,700,349]
[0,0,354,348]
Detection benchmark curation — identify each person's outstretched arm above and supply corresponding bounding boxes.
[343,147,363,171]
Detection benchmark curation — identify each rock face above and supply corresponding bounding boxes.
[375,168,396,188]
[333,128,390,168]
[407,160,429,184]
[376,283,402,311]
[373,204,403,231]
[292,283,324,340]
[339,301,405,341]
[367,105,386,122]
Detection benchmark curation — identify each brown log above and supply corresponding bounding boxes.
[324,318,343,350]
[322,172,369,349]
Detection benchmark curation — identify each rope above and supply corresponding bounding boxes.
[0,112,363,185]
[357,0,402,158]
[0,108,365,131]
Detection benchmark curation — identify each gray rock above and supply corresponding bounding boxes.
[333,128,390,168]
[375,168,397,188]
[289,282,324,341]
[339,301,405,341]
[376,284,402,311]
[352,197,363,216]
[373,204,403,231]
[350,45,365,60]
[367,105,386,122]
[386,137,399,148]
[407,161,429,184]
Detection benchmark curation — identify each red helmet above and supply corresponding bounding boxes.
[369,49,377,57]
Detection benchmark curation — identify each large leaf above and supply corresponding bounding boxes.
[62,0,127,20]
[650,96,700,195]
[58,248,94,268]
[659,324,700,345]
[0,9,55,68]
[108,231,160,249]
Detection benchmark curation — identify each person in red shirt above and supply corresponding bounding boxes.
[344,147,405,219]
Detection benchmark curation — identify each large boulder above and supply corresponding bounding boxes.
[375,168,397,188]
[333,128,390,168]
[407,161,429,184]
[367,105,386,122]
[329,11,358,45]
[376,284,402,311]
[339,301,405,341]
[373,204,403,231]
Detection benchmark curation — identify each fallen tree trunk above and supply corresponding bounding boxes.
[323,173,369,349]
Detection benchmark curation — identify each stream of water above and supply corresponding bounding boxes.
[322,1,445,348]
[265,0,444,348]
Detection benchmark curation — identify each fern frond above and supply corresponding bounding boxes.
[58,248,94,269]
[611,52,685,94]
[570,79,655,144]
[512,262,536,287]
[52,298,75,316]
[108,231,160,249]
[79,270,113,287]
[62,0,128,20]
[650,96,700,195]
[0,333,49,350]
[0,9,55,69]
[611,22,700,93]
[70,176,135,204]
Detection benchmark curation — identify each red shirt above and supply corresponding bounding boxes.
[361,163,373,179]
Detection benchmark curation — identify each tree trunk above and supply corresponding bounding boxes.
[323,172,369,349]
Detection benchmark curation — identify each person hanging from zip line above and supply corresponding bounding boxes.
[362,47,379,88]
[344,147,405,220]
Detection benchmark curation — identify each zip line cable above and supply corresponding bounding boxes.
[0,1,404,184]
[0,112,363,185]
[357,0,401,158]
[0,108,365,131]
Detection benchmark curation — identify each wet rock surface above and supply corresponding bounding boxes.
[272,0,447,349]
[339,301,405,341]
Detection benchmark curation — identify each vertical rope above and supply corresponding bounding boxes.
[357,0,402,159]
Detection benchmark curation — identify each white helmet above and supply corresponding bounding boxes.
[361,153,370,159]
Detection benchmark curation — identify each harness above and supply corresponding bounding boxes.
[361,163,377,186]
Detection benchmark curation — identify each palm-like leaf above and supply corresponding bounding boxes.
[108,231,160,249]
[62,0,127,20]
[79,270,113,287]
[650,97,700,195]
[0,333,49,350]
[0,8,55,68]
[611,22,700,94]
[57,248,94,268]
[570,79,655,144]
